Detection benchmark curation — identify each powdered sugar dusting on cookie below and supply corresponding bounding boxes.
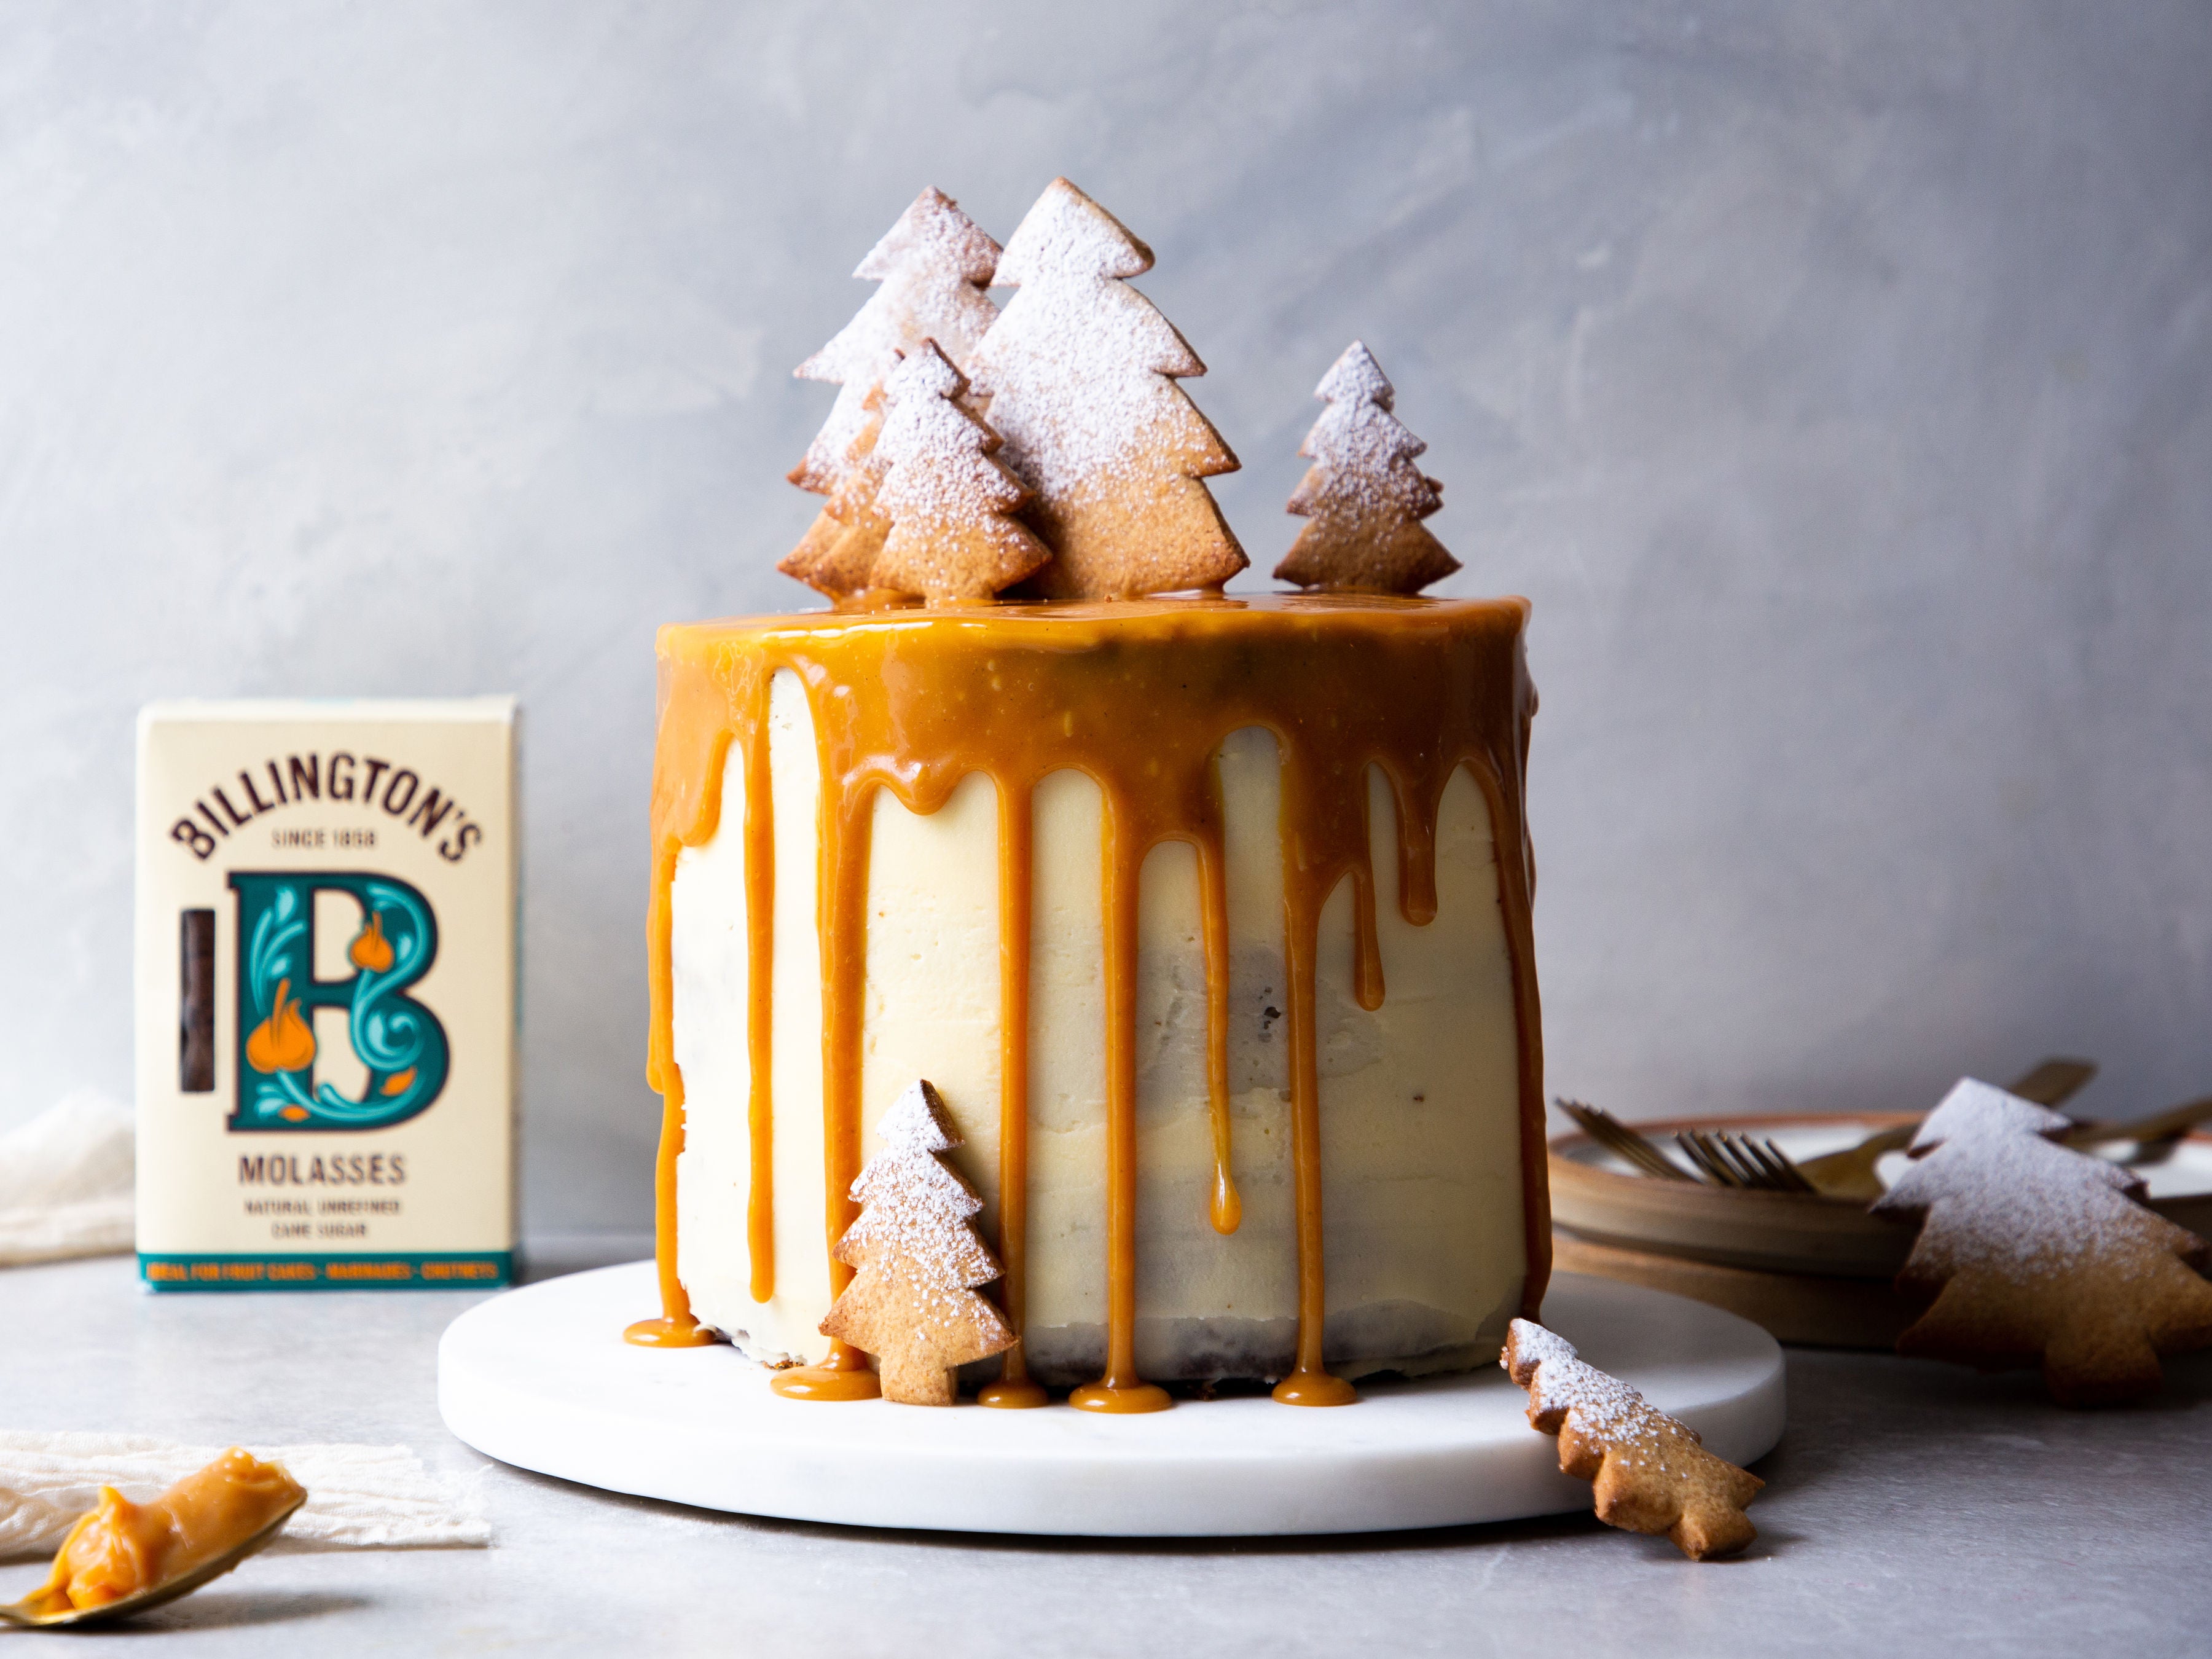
[874,341,979,494]
[1872,1077,2155,1276]
[1504,1318,1576,1373]
[965,179,1244,597]
[1294,342,1442,520]
[822,1078,1012,1397]
[1275,341,1458,594]
[1504,1319,1674,1454]
[971,182,1222,495]
[789,189,1002,496]
[1503,1319,1763,1559]
[853,189,1001,288]
[843,1149,998,1300]
[1866,1077,2212,1404]
[841,1078,995,1291]
[870,344,1049,600]
[876,1077,962,1156]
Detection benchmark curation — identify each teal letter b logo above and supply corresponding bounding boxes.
[228,871,450,1131]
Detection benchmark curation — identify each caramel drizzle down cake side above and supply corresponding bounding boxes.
[638,600,1549,1407]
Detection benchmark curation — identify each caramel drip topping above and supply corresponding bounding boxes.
[767,1347,881,1400]
[636,595,1549,1402]
[1065,804,1174,1414]
[1198,761,1241,1237]
[795,786,882,1391]
[627,689,780,1345]
[742,700,777,1300]
[627,675,732,1351]
[976,780,1049,1408]
[763,757,887,1399]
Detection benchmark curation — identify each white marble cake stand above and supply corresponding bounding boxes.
[438,1261,1784,1537]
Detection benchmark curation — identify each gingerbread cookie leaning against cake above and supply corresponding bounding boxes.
[626,177,1549,1413]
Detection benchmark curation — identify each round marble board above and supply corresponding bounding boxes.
[438,1262,1784,1537]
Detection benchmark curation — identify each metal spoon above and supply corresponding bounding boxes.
[0,1488,305,1630]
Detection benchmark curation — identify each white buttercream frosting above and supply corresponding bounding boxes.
[672,674,1527,1381]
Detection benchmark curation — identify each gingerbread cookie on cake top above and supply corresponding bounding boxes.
[632,178,1545,1412]
[780,186,1003,600]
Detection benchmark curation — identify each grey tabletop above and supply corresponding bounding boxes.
[4,1242,2208,1657]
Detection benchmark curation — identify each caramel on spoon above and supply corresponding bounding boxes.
[0,1448,305,1630]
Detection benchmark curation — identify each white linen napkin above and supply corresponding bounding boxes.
[0,1432,490,1559]
[0,1091,135,1267]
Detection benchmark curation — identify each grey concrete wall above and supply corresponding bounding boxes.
[2,1,2206,1231]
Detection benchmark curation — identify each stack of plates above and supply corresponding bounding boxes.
[1548,1116,2212,1347]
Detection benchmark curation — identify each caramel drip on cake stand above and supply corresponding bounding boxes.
[742,712,777,1301]
[624,1071,718,1343]
[770,788,882,1402]
[978,779,1049,1408]
[1066,804,1174,1414]
[627,697,734,1351]
[1272,742,1383,1406]
[1199,756,1241,1237]
[637,597,1550,1403]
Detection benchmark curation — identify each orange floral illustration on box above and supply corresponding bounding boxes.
[243,978,316,1075]
[348,910,394,973]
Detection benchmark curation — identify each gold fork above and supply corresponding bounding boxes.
[1560,1104,1819,1193]
[1701,1061,2205,1198]
[1560,1058,2117,1200]
[1553,1099,1695,1182]
[1674,1128,1818,1193]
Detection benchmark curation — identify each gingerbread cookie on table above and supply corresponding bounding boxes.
[1503,1320,1762,1561]
[1871,1077,2212,1406]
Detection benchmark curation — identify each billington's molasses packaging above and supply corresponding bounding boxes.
[135,700,517,1289]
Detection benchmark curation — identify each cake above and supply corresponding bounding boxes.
[628,179,1548,1411]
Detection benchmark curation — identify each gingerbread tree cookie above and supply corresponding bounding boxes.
[1503,1320,1762,1561]
[1870,1077,2212,1406]
[871,343,1051,603]
[782,188,1002,598]
[1274,342,1459,594]
[820,1080,1014,1405]
[782,389,893,600]
[966,178,1246,600]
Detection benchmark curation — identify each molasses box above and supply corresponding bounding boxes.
[134,699,517,1290]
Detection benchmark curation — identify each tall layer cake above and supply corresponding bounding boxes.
[631,176,1548,1410]
[641,597,1546,1400]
